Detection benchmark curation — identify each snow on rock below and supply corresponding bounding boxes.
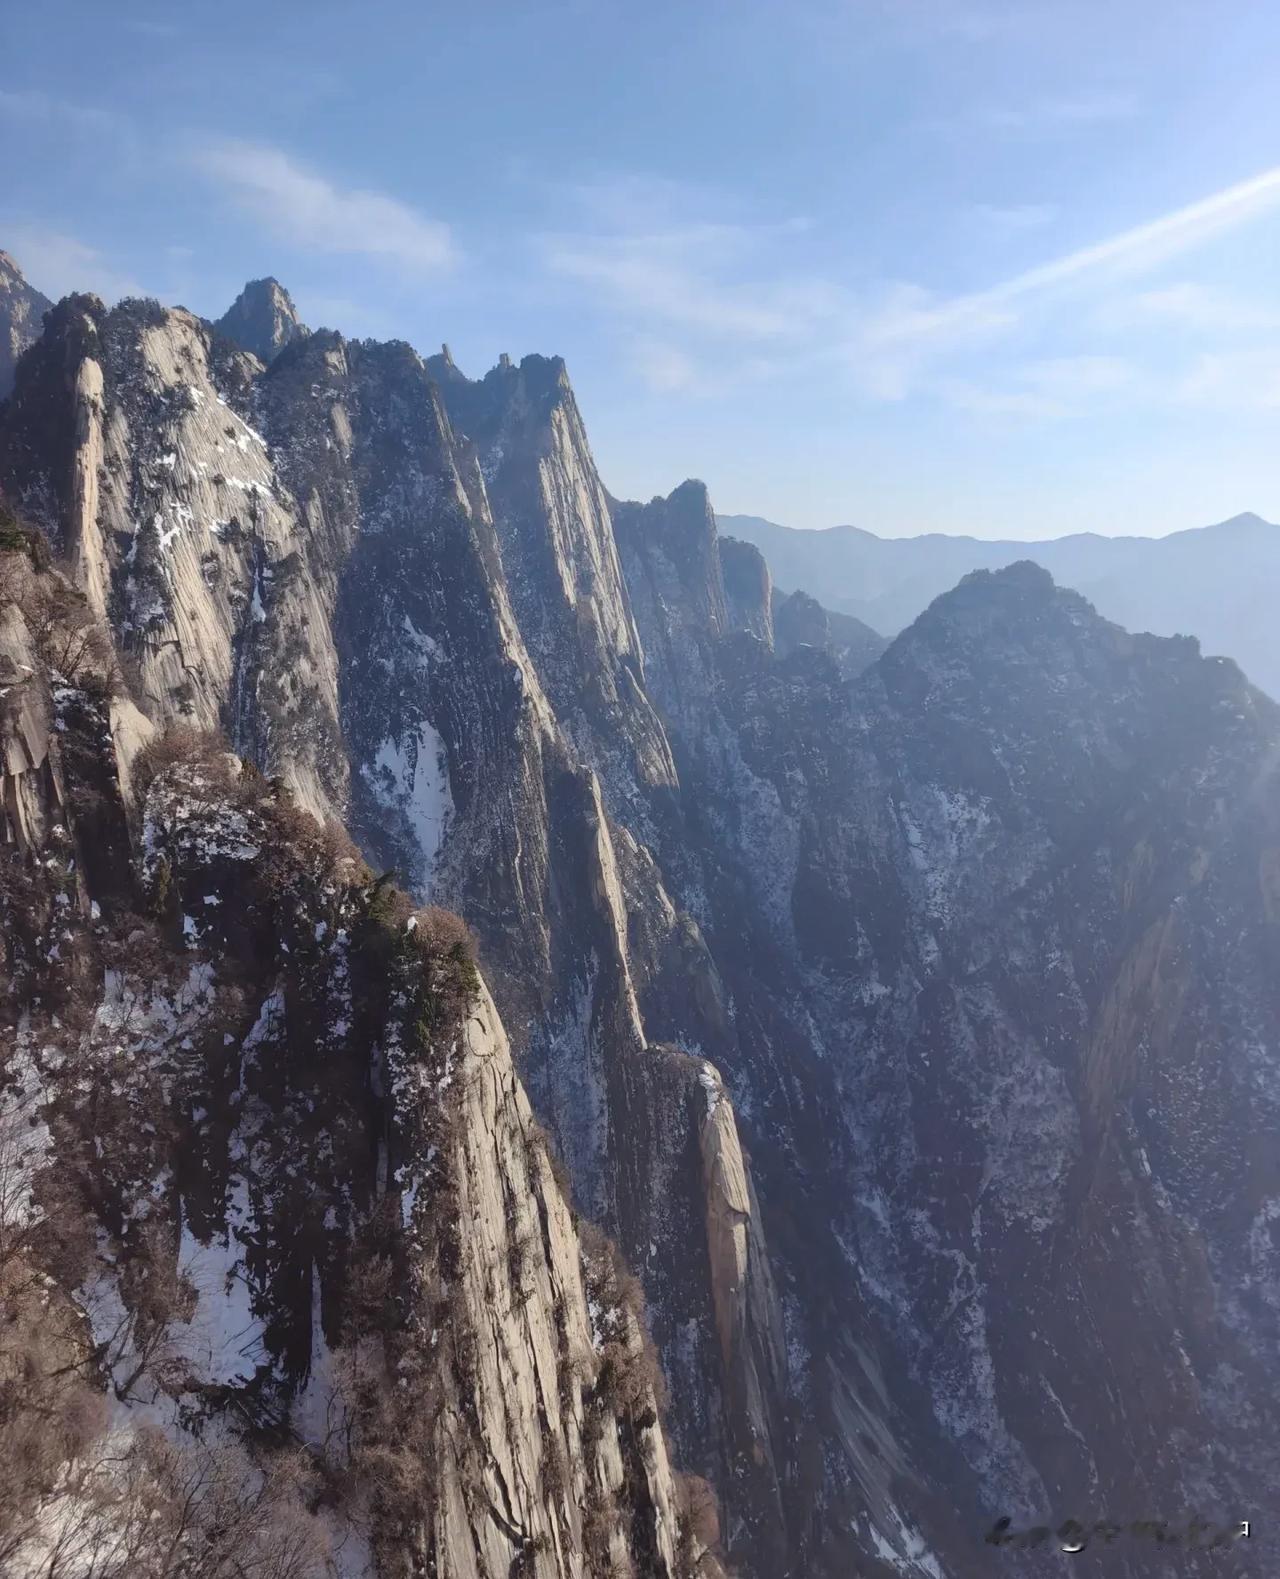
[367,721,454,885]
[177,1181,270,1386]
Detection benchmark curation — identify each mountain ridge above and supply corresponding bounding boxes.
[720,508,1280,699]
[2,254,1278,1577]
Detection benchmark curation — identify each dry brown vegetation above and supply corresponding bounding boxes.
[0,551,714,1577]
[0,532,118,695]
[0,1090,332,1578]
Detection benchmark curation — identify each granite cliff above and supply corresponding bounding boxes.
[2,252,1277,1577]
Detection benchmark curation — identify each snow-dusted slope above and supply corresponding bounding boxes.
[0,540,719,1579]
[4,261,1279,1578]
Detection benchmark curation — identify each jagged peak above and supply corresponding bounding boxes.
[214,276,307,365]
[0,248,50,308]
[0,251,56,399]
[1,250,35,289]
[488,350,571,401]
[719,534,767,570]
[665,477,712,512]
[877,556,1270,709]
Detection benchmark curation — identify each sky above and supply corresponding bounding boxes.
[3,0,1280,538]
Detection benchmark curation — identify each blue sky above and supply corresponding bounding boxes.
[4,0,1280,537]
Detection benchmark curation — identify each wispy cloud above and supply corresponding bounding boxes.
[0,88,124,136]
[968,202,1058,234]
[940,355,1140,419]
[1096,281,1280,335]
[541,173,841,380]
[977,89,1140,130]
[192,140,456,272]
[629,338,704,393]
[546,231,830,342]
[120,17,180,37]
[542,165,1280,415]
[0,224,143,304]
[866,166,1280,354]
[1175,349,1280,410]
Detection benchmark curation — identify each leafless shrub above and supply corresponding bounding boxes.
[131,726,232,802]
[542,1433,571,1505]
[525,1114,574,1207]
[0,1261,109,1574]
[8,571,118,689]
[579,1220,648,1328]
[676,1473,725,1577]
[0,1248,331,1578]
[578,1222,669,1419]
[94,1221,196,1402]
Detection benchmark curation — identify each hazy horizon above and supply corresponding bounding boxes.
[718,506,1276,542]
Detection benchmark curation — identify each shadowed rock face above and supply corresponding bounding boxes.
[718,536,773,645]
[214,276,308,365]
[3,279,1279,1579]
[620,545,1280,1576]
[771,583,887,677]
[0,249,52,400]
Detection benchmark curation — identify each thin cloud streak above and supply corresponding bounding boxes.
[542,162,1280,416]
[978,89,1140,129]
[869,165,1280,349]
[1,224,144,304]
[0,88,124,134]
[192,139,456,272]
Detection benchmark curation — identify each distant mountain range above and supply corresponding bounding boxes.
[720,510,1280,699]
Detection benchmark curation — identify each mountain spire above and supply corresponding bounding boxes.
[213,276,307,365]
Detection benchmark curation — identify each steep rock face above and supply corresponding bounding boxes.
[615,488,1280,1575]
[420,386,795,1569]
[0,541,717,1579]
[7,274,1279,1579]
[0,294,347,817]
[428,351,677,821]
[1,294,774,1571]
[214,276,308,365]
[708,564,1280,1574]
[0,249,51,399]
[771,584,886,677]
[717,536,773,646]
[612,482,727,741]
[0,584,59,851]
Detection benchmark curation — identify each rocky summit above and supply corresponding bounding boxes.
[1,251,1277,1578]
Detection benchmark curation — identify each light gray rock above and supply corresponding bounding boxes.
[0,249,52,401]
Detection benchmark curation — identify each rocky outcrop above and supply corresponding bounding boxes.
[0,590,59,850]
[613,481,726,739]
[718,536,772,646]
[612,492,1280,1575]
[0,295,347,817]
[0,249,51,399]
[214,276,308,365]
[772,584,886,677]
[1,293,770,1571]
[429,351,677,818]
[0,542,719,1579]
